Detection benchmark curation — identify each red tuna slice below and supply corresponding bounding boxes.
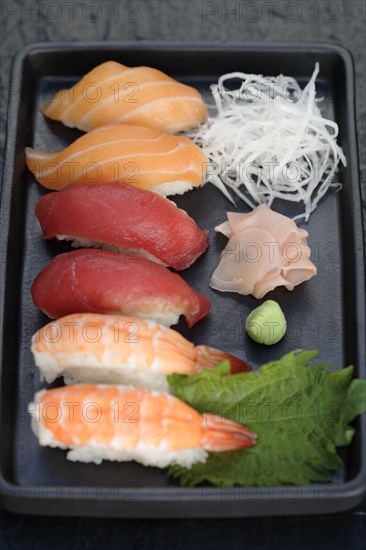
[35,183,208,271]
[31,249,211,328]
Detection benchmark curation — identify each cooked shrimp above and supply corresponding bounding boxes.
[32,313,251,391]
[29,384,256,467]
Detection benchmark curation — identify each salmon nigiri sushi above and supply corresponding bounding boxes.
[40,61,208,133]
[25,124,207,195]
[31,249,211,327]
[35,182,208,271]
[29,385,256,467]
[31,313,252,390]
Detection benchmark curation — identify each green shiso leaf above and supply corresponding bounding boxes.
[167,350,366,487]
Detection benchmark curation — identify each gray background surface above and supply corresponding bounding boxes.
[1,1,365,548]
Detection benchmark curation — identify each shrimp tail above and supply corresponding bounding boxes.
[195,345,252,374]
[200,414,257,452]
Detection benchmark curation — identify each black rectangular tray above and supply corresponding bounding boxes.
[0,42,365,517]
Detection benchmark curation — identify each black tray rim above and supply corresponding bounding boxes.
[0,41,365,517]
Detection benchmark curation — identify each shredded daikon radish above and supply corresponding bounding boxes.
[189,64,346,221]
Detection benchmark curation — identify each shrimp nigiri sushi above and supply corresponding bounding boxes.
[41,60,208,133]
[35,182,208,271]
[31,249,210,327]
[25,124,207,195]
[31,313,252,391]
[28,385,256,467]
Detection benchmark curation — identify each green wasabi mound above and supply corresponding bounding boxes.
[245,300,286,345]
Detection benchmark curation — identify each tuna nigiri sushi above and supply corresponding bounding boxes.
[31,313,252,391]
[35,182,208,271]
[29,385,256,467]
[41,60,208,133]
[31,249,210,327]
[25,124,207,195]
